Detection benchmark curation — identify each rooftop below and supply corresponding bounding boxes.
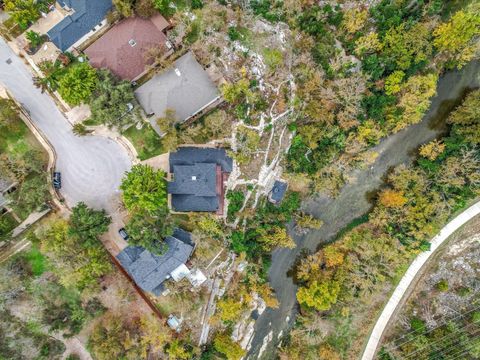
[47,0,113,52]
[135,52,219,132]
[269,180,288,204]
[84,14,169,80]
[116,228,194,296]
[168,147,232,213]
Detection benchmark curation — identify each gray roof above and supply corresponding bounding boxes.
[116,228,194,296]
[270,180,288,203]
[168,147,233,212]
[168,163,217,197]
[169,147,233,173]
[48,0,113,52]
[135,52,219,131]
[0,175,14,193]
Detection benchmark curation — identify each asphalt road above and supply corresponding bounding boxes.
[247,60,480,358]
[0,39,131,212]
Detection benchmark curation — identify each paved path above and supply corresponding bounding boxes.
[361,201,480,360]
[0,39,131,211]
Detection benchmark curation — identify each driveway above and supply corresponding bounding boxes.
[0,39,131,212]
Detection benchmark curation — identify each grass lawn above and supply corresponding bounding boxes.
[23,245,48,276]
[123,123,165,161]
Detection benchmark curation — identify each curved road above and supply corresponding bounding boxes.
[361,201,480,359]
[0,39,131,212]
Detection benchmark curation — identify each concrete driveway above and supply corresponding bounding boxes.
[0,39,131,212]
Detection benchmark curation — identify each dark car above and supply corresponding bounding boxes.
[118,228,129,241]
[53,172,61,189]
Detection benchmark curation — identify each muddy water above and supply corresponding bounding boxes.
[247,61,480,359]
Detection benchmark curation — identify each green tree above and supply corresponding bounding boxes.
[135,0,157,18]
[125,210,173,254]
[433,9,480,69]
[113,0,134,17]
[4,0,42,29]
[89,70,136,128]
[34,60,65,93]
[213,334,246,360]
[296,280,340,311]
[447,89,480,144]
[120,164,168,213]
[58,63,97,106]
[69,202,111,246]
[153,0,175,17]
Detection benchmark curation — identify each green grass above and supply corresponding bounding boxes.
[123,124,165,160]
[24,245,48,276]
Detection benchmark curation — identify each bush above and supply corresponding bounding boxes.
[410,317,426,333]
[436,279,449,292]
[226,190,245,220]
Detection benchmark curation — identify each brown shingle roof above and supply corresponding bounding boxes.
[84,14,169,80]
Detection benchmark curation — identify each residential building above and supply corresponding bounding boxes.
[167,147,233,215]
[116,228,195,296]
[0,176,16,212]
[268,180,288,205]
[84,14,170,81]
[135,52,220,134]
[47,0,113,52]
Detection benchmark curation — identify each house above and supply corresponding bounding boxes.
[116,228,194,296]
[47,0,113,52]
[135,52,220,134]
[167,147,233,215]
[268,180,288,205]
[84,14,171,81]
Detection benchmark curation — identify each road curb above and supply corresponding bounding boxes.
[3,88,70,213]
[361,200,480,359]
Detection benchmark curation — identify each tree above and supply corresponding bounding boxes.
[394,73,438,132]
[69,202,111,246]
[257,225,295,251]
[153,0,175,17]
[113,0,134,17]
[120,164,168,213]
[34,60,65,92]
[58,63,98,106]
[89,70,136,128]
[433,9,480,69]
[378,189,407,208]
[0,98,18,131]
[295,212,323,234]
[135,0,157,18]
[4,0,42,29]
[384,70,405,95]
[165,339,192,360]
[263,48,283,72]
[221,79,253,104]
[157,109,179,151]
[419,140,445,160]
[213,334,246,360]
[216,298,245,323]
[296,280,340,311]
[447,89,480,144]
[25,30,43,48]
[125,210,172,254]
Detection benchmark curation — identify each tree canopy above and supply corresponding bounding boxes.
[57,63,98,106]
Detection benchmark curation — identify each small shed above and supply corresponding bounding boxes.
[167,314,182,331]
[268,180,288,205]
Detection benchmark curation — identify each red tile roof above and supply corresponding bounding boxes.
[85,14,169,80]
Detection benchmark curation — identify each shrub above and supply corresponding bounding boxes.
[436,279,449,292]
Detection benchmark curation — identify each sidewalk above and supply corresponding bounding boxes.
[361,201,480,360]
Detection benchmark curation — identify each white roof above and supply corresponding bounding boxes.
[170,263,190,282]
[187,268,207,287]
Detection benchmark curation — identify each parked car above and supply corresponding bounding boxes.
[118,228,129,241]
[53,172,61,189]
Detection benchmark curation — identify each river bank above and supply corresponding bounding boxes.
[247,60,480,359]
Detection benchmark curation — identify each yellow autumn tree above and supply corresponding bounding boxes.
[419,140,446,160]
[379,189,408,208]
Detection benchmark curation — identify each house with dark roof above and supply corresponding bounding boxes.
[116,228,194,296]
[268,180,288,205]
[167,147,233,215]
[47,0,113,52]
[135,52,221,134]
[84,14,170,81]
